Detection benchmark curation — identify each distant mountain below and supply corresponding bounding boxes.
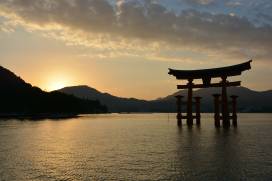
[156,86,272,113]
[59,86,150,112]
[59,86,272,113]
[0,66,107,118]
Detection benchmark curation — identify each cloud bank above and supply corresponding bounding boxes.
[0,0,271,63]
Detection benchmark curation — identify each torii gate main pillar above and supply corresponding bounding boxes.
[187,79,193,126]
[221,76,230,128]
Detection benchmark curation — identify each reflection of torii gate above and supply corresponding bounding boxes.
[168,60,252,128]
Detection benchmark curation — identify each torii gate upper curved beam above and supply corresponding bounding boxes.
[168,60,252,80]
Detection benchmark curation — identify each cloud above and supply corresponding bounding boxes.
[0,0,271,64]
[225,1,242,7]
[184,0,215,5]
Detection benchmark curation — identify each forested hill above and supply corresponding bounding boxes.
[0,66,107,118]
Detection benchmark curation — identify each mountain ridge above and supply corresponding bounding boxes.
[59,85,272,113]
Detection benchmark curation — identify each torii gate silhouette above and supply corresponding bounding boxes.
[168,60,252,128]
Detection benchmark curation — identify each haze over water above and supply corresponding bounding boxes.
[0,113,271,180]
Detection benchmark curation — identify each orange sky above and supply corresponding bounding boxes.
[0,0,271,100]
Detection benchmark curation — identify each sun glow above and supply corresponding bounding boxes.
[44,73,73,91]
[47,81,67,91]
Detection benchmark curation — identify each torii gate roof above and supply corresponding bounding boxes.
[168,60,252,80]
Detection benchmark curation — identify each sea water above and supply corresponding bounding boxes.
[0,113,271,180]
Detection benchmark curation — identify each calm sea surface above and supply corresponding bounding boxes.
[0,113,271,181]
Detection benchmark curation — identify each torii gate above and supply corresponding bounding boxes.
[168,60,252,128]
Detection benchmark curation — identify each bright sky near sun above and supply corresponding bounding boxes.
[0,0,271,99]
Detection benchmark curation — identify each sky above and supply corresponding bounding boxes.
[0,0,271,100]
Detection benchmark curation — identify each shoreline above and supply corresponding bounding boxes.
[0,113,80,120]
[1,112,271,121]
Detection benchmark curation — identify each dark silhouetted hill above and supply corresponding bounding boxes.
[59,86,272,113]
[0,66,107,117]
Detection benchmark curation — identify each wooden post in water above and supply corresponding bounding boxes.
[231,95,238,127]
[194,96,201,125]
[175,95,183,126]
[213,94,221,127]
[187,79,194,126]
[221,76,230,128]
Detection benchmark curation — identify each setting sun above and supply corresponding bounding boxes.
[47,81,67,91]
[44,73,73,91]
